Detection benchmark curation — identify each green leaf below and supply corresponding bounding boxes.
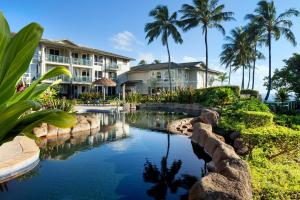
[21,111,76,134]
[0,12,11,80]
[0,100,41,141]
[0,22,43,104]
[8,66,71,105]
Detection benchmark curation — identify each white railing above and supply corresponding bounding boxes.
[72,76,92,83]
[72,58,92,66]
[46,54,69,64]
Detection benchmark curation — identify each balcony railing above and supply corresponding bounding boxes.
[72,76,92,83]
[105,64,119,70]
[46,54,70,64]
[48,75,70,82]
[72,58,92,66]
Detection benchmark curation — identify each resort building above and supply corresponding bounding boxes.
[24,38,134,98]
[121,62,222,94]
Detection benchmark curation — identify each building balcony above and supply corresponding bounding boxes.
[72,58,92,66]
[72,76,92,83]
[48,75,70,82]
[46,54,70,64]
[105,64,119,71]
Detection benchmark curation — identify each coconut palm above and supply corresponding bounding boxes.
[180,0,234,87]
[152,59,161,64]
[145,5,183,91]
[246,0,299,101]
[244,22,265,90]
[223,27,253,89]
[218,72,229,85]
[220,46,234,84]
[139,60,147,65]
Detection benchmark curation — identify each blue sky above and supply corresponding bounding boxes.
[1,0,300,93]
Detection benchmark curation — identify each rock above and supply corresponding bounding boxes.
[189,172,252,200]
[198,122,213,132]
[57,128,71,136]
[234,138,249,155]
[86,117,99,130]
[212,143,240,167]
[47,124,58,138]
[32,123,48,137]
[230,131,241,140]
[199,109,219,127]
[204,135,223,157]
[207,161,216,172]
[71,123,91,134]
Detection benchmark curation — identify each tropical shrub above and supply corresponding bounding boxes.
[45,99,74,113]
[240,89,260,99]
[274,114,300,130]
[241,126,300,199]
[205,87,237,107]
[0,12,76,141]
[239,111,273,128]
[126,92,142,104]
[226,97,270,112]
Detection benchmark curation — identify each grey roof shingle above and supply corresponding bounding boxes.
[129,61,221,74]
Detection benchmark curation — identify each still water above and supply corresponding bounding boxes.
[0,111,206,200]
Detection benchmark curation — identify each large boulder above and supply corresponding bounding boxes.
[199,109,219,127]
[32,123,48,137]
[47,124,58,138]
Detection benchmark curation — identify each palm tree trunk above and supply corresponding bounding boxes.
[252,45,256,90]
[228,65,231,85]
[166,38,172,91]
[265,32,272,101]
[247,66,251,89]
[166,132,170,160]
[205,26,208,88]
[241,65,245,89]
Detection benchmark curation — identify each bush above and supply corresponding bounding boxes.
[274,114,300,130]
[205,87,237,107]
[126,92,142,104]
[241,89,260,99]
[241,126,300,199]
[226,97,270,112]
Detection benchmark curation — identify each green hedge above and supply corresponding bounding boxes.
[197,85,240,98]
[240,111,273,128]
[241,126,300,199]
[241,89,260,98]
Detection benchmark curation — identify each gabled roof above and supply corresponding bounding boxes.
[129,61,221,74]
[40,38,134,61]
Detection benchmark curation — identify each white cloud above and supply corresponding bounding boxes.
[110,31,143,51]
[182,56,198,62]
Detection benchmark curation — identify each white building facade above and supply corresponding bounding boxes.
[122,62,222,94]
[24,39,133,98]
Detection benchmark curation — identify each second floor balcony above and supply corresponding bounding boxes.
[46,54,70,64]
[72,58,92,66]
[72,76,92,83]
[105,64,119,71]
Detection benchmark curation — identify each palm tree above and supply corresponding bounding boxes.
[139,60,147,65]
[145,5,183,91]
[246,0,299,101]
[218,72,229,85]
[152,59,161,64]
[223,27,253,89]
[180,0,234,87]
[244,22,265,90]
[220,46,234,84]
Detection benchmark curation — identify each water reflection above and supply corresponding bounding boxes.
[126,111,187,131]
[40,113,130,160]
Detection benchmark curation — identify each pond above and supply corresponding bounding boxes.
[0,111,207,200]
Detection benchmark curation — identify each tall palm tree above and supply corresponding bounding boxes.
[180,0,234,87]
[246,0,299,101]
[145,5,183,91]
[218,72,229,85]
[220,46,234,84]
[223,27,252,89]
[152,59,161,64]
[245,22,265,90]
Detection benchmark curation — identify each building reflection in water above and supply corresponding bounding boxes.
[39,112,129,161]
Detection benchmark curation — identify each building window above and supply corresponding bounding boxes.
[49,49,59,55]
[108,72,116,79]
[156,72,161,79]
[95,71,102,79]
[72,53,78,58]
[82,70,89,77]
[94,55,103,65]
